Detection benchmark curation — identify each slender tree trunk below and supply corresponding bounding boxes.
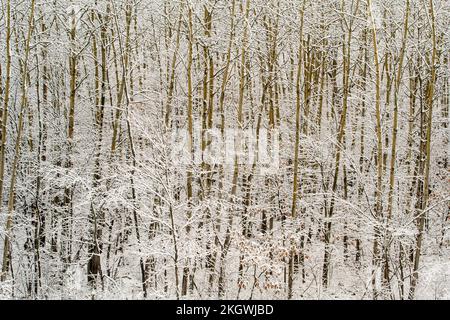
[384,0,410,295]
[368,0,384,299]
[288,0,305,299]
[0,0,12,221]
[182,4,194,297]
[1,0,36,281]
[409,0,437,299]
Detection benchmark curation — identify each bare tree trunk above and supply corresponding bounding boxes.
[409,0,437,299]
[288,0,306,299]
[384,0,410,296]
[322,0,359,288]
[181,4,194,297]
[1,0,36,281]
[367,0,384,299]
[0,0,12,222]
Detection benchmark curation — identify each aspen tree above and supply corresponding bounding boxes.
[164,3,184,128]
[87,5,111,288]
[384,0,410,294]
[204,0,237,293]
[234,0,251,293]
[218,0,236,135]
[0,0,447,300]
[316,38,327,134]
[216,0,251,298]
[201,0,218,288]
[356,28,369,265]
[236,41,272,299]
[110,0,132,155]
[322,0,360,288]
[409,0,437,299]
[367,0,384,298]
[265,3,280,236]
[0,0,12,235]
[31,11,51,294]
[216,0,237,298]
[401,61,419,284]
[181,4,194,297]
[289,0,306,299]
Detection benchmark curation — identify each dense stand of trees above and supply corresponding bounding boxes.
[0,0,448,299]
